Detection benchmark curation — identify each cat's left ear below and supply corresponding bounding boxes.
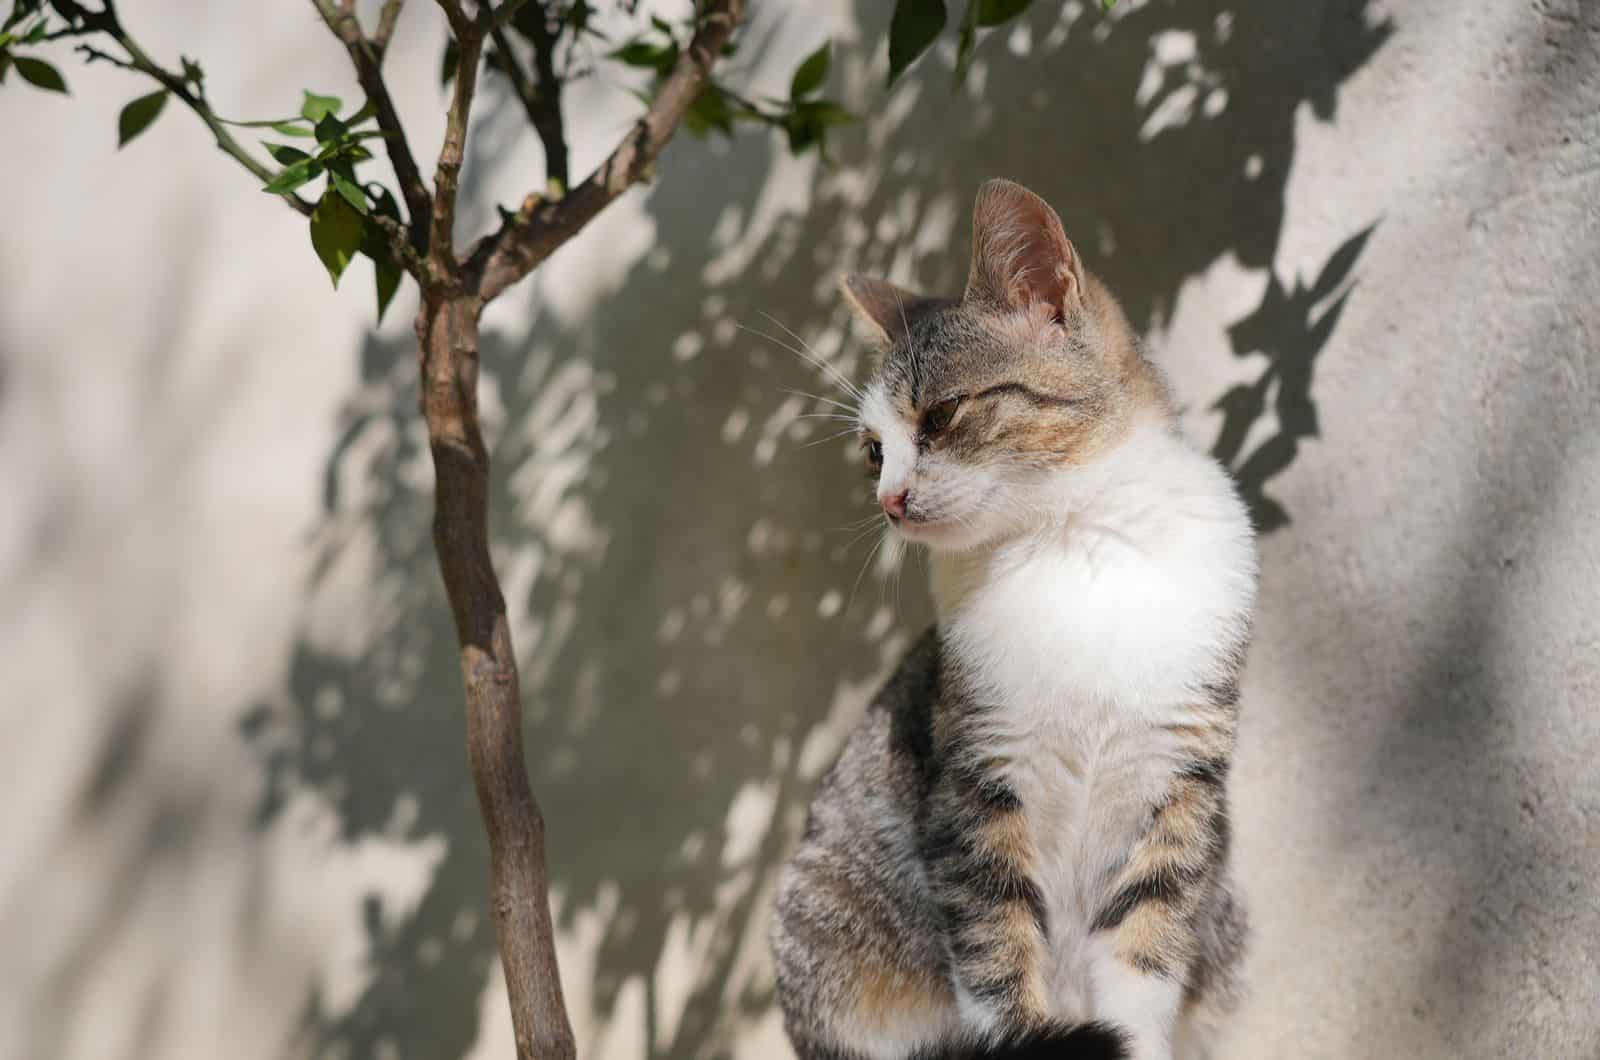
[964,179,1084,322]
[840,274,929,349]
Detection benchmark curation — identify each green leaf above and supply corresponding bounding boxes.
[367,183,400,223]
[318,141,372,165]
[793,99,857,127]
[782,101,856,157]
[117,90,168,148]
[329,168,368,214]
[313,112,348,145]
[887,0,945,85]
[955,9,977,84]
[262,157,323,195]
[784,115,817,154]
[180,56,204,86]
[262,141,310,165]
[1102,0,1116,8]
[22,15,45,42]
[300,90,342,122]
[0,52,11,84]
[309,188,363,288]
[372,254,402,322]
[13,55,65,93]
[360,187,403,322]
[789,40,831,100]
[684,83,734,136]
[225,117,315,136]
[3,0,41,32]
[973,0,1033,26]
[610,39,668,67]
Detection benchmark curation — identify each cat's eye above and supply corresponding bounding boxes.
[863,439,883,471]
[922,396,963,436]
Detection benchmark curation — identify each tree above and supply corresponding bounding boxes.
[0,0,1095,1055]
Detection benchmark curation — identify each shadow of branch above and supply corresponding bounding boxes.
[241,1,1393,1056]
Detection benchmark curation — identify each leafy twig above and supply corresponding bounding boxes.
[69,4,313,215]
[469,0,744,302]
[309,0,432,257]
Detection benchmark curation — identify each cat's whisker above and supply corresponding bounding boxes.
[887,536,908,617]
[847,527,889,612]
[799,428,860,449]
[840,521,887,554]
[739,322,839,386]
[750,314,864,401]
[780,388,859,415]
[834,510,887,533]
[758,313,870,405]
[787,412,858,423]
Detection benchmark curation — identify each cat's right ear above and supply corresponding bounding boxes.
[964,179,1083,323]
[840,274,924,349]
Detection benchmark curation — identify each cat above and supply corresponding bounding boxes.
[769,180,1256,1060]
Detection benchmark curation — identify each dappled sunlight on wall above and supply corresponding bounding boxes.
[240,1,1392,1057]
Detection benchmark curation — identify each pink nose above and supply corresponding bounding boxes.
[881,490,908,519]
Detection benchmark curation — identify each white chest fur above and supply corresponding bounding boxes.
[929,425,1255,1017]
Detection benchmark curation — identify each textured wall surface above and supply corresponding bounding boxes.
[1,1,1596,1058]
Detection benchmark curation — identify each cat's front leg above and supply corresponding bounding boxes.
[926,777,1055,1038]
[1087,753,1231,1060]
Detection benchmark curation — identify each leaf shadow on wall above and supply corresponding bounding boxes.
[242,1,1390,1057]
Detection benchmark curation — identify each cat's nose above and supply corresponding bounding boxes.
[881,490,908,520]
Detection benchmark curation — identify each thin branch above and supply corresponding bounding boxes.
[369,212,430,280]
[310,0,433,257]
[490,0,532,32]
[435,0,471,36]
[431,2,487,270]
[71,6,313,216]
[469,0,744,302]
[374,0,404,53]
[488,7,568,192]
[487,24,538,133]
[523,1,568,191]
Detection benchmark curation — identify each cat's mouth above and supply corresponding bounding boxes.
[889,512,966,548]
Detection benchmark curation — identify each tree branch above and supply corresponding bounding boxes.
[490,0,532,32]
[310,0,433,256]
[69,5,313,216]
[518,2,569,192]
[416,292,576,1060]
[374,0,404,53]
[469,0,743,302]
[434,0,471,36]
[488,12,568,194]
[430,1,486,270]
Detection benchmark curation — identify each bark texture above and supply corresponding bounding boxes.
[417,291,575,1060]
[406,4,744,1056]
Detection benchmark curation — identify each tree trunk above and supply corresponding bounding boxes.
[416,291,576,1060]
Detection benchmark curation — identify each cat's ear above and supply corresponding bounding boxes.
[964,179,1083,321]
[840,274,926,349]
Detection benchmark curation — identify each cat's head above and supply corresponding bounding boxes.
[845,179,1169,551]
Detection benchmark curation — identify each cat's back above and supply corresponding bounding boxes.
[778,627,940,888]
[770,631,957,1051]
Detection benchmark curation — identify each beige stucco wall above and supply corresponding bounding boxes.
[2,1,1597,1057]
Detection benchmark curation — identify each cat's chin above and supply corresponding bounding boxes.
[892,517,989,552]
